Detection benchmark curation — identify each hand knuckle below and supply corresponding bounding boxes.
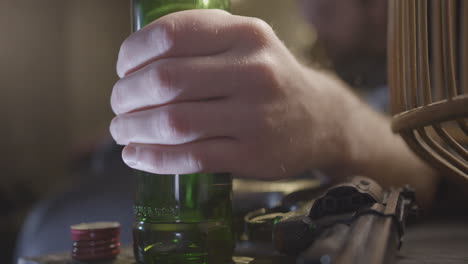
[250,56,280,88]
[188,151,206,172]
[250,18,273,34]
[147,62,173,100]
[211,9,230,16]
[160,107,187,140]
[156,62,174,92]
[147,150,166,171]
[243,18,274,47]
[152,18,177,51]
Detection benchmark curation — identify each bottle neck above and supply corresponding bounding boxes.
[131,0,231,33]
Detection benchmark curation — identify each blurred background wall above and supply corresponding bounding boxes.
[0,0,130,260]
[0,0,316,262]
[1,1,70,259]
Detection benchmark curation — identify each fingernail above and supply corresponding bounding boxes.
[123,146,137,167]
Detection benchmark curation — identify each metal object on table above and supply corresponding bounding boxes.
[388,0,468,185]
[244,177,417,264]
[272,177,386,255]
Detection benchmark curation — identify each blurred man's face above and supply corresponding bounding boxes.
[299,0,388,89]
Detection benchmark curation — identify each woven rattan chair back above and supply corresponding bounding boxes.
[388,0,468,184]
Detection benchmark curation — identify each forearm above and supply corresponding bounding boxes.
[310,69,440,208]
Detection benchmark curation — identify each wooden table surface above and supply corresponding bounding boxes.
[18,217,468,264]
[396,219,468,264]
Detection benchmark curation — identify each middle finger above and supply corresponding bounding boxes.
[111,56,241,115]
[110,99,243,145]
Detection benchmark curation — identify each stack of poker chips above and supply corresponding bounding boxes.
[70,222,121,261]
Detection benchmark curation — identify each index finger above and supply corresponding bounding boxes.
[117,9,238,77]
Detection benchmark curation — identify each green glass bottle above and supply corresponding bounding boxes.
[130,1,233,264]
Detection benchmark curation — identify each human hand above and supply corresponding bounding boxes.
[110,9,358,179]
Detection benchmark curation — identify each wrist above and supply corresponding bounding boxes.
[302,68,367,177]
[339,101,386,177]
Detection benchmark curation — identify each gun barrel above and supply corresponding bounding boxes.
[334,214,400,264]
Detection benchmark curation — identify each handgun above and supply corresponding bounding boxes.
[244,176,417,264]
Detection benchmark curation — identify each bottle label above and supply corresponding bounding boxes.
[134,205,181,220]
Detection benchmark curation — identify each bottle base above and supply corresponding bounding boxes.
[133,221,234,264]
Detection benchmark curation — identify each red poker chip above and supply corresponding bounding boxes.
[72,243,120,253]
[72,238,119,248]
[71,222,120,232]
[71,231,120,241]
[70,222,120,241]
[70,222,121,261]
[72,248,120,261]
